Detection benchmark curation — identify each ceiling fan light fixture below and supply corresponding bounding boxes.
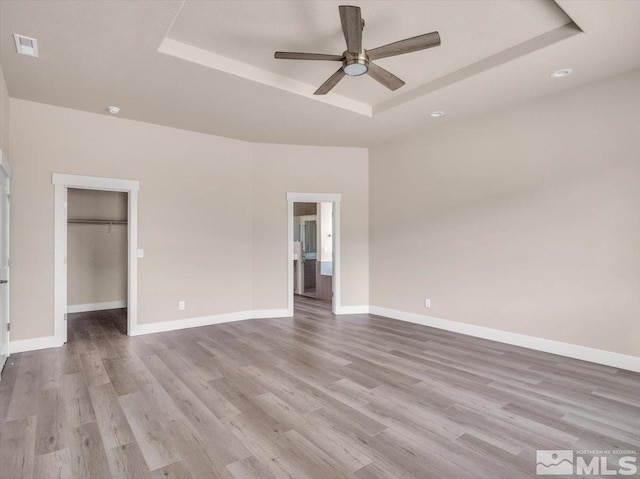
[343,51,369,76]
[344,62,368,76]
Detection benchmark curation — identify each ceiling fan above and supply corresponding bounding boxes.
[274,5,441,95]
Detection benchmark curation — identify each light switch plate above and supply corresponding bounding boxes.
[137,248,144,258]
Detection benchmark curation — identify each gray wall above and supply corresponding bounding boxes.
[370,70,640,357]
[9,99,369,340]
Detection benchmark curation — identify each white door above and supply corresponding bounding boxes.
[0,161,11,373]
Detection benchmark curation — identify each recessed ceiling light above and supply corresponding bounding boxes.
[107,106,120,115]
[14,34,39,57]
[430,111,445,118]
[550,68,573,78]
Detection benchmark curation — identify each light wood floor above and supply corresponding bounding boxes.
[1,297,639,478]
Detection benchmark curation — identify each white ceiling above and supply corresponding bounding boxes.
[1,1,639,147]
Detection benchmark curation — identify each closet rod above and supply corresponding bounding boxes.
[67,219,128,225]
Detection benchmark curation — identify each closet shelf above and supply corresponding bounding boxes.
[68,219,127,225]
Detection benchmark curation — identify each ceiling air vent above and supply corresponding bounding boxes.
[14,34,39,57]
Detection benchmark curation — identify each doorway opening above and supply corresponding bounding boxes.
[287,192,341,315]
[53,174,139,345]
[66,188,129,338]
[293,202,334,300]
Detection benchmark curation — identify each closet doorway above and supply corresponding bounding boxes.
[67,189,128,337]
[53,174,139,345]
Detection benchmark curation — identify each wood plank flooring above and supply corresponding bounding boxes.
[1,297,639,478]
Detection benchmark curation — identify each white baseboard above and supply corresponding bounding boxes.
[12,302,639,373]
[9,308,290,351]
[10,336,61,354]
[369,306,640,373]
[67,300,127,314]
[131,308,290,336]
[335,305,369,315]
[250,308,290,319]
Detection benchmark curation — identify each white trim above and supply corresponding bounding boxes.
[369,306,640,373]
[9,309,289,351]
[52,173,139,191]
[158,38,372,118]
[12,303,639,372]
[54,184,67,344]
[333,202,341,315]
[335,305,369,315]
[286,193,342,203]
[131,309,289,336]
[0,151,10,371]
[127,190,139,335]
[0,150,12,178]
[287,193,342,316]
[67,300,127,314]
[249,308,289,320]
[287,199,294,314]
[10,336,60,354]
[53,174,139,340]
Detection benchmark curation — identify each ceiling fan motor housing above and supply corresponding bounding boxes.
[343,51,369,76]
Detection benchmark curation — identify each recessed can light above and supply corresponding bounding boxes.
[430,111,445,118]
[107,106,120,115]
[551,68,573,78]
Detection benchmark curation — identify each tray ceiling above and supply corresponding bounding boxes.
[164,0,574,115]
[1,1,639,146]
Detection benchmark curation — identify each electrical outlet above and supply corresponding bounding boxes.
[425,298,431,308]
[179,301,185,311]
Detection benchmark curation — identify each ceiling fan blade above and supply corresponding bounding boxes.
[367,31,440,61]
[367,62,405,91]
[339,5,363,53]
[314,68,346,95]
[274,52,344,61]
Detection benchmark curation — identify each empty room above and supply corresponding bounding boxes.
[0,1,639,478]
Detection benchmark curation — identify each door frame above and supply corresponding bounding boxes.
[287,192,341,315]
[53,174,139,344]
[0,150,12,371]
